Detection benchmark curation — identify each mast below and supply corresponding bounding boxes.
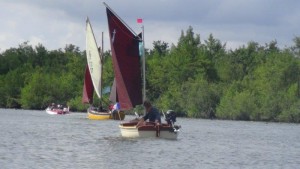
[141,26,146,103]
[137,17,146,113]
[99,32,104,107]
[100,31,104,97]
[142,25,146,115]
[102,32,104,55]
[297,75,300,98]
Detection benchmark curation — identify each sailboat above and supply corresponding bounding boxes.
[104,3,181,139]
[82,18,125,120]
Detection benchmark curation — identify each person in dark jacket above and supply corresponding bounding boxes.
[137,100,161,127]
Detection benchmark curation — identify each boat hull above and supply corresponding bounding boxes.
[119,122,180,140]
[87,109,125,120]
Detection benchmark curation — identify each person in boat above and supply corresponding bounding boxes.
[110,102,120,116]
[108,102,114,111]
[97,105,106,112]
[109,102,120,120]
[136,100,161,127]
[111,102,120,113]
[49,103,56,110]
[57,104,62,110]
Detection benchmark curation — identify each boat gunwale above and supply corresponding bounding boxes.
[119,122,180,132]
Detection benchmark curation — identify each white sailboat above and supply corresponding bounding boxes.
[82,18,125,120]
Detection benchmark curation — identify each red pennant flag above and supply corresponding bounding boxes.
[137,18,143,23]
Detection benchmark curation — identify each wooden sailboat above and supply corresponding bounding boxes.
[104,3,180,139]
[82,18,125,120]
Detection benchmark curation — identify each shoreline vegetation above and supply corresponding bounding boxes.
[1,26,300,123]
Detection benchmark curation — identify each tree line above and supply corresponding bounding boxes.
[1,26,300,122]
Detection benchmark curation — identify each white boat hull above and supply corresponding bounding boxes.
[46,107,70,115]
[119,122,180,140]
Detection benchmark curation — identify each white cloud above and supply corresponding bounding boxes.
[28,36,45,49]
[0,0,300,52]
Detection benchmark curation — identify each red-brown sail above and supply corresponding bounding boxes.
[82,65,94,104]
[106,7,143,110]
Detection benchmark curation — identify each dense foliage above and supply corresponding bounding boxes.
[1,27,300,123]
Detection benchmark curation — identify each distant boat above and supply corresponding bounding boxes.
[45,104,70,115]
[104,3,181,139]
[82,18,125,120]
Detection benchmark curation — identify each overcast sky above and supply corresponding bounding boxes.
[1,0,300,52]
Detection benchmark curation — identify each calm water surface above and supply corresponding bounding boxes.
[0,109,299,169]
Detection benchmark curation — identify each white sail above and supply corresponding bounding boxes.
[86,18,102,98]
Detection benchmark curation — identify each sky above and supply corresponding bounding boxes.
[1,0,300,53]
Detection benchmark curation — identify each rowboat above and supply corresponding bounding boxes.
[119,110,181,139]
[119,122,180,139]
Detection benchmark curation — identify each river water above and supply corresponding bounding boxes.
[0,108,299,169]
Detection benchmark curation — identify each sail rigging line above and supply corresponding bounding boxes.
[111,29,116,43]
[99,32,104,108]
[102,31,104,56]
[141,25,146,104]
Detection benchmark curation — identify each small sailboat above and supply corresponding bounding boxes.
[82,18,125,120]
[104,3,181,139]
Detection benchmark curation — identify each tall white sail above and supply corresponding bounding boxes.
[86,18,102,98]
